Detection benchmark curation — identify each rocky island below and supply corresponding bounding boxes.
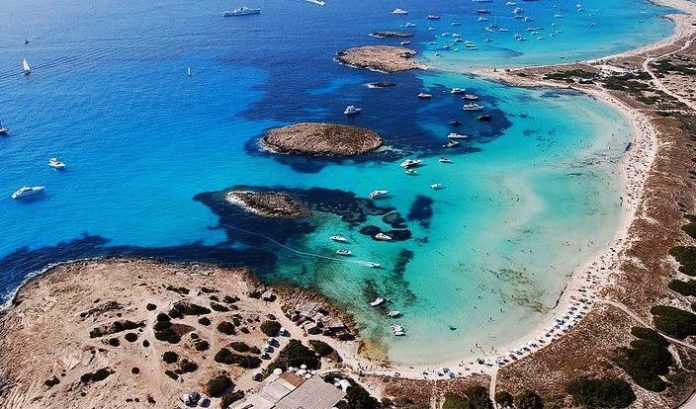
[336,46,425,73]
[260,122,383,156]
[226,190,310,218]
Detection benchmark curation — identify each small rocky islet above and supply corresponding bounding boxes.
[260,122,383,157]
[336,45,426,73]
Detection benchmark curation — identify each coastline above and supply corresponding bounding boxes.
[0,0,694,394]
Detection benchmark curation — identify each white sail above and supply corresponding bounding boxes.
[187,67,192,76]
[22,58,31,74]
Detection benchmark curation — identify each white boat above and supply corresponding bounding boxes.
[11,186,45,200]
[462,103,484,111]
[430,183,443,190]
[438,157,453,164]
[417,93,432,99]
[426,15,440,20]
[387,310,401,317]
[336,249,352,256]
[444,140,460,148]
[392,8,408,15]
[404,22,417,28]
[187,67,193,77]
[22,58,31,75]
[369,190,389,199]
[48,158,66,169]
[447,132,469,139]
[330,235,349,243]
[370,297,385,307]
[0,122,8,135]
[405,169,417,175]
[305,0,326,5]
[393,331,406,336]
[365,262,381,268]
[374,233,392,241]
[400,159,422,168]
[223,6,261,16]
[344,105,361,115]
[463,94,479,100]
[450,87,466,94]
[400,40,411,46]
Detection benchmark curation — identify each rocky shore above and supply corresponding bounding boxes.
[260,122,383,157]
[336,46,426,73]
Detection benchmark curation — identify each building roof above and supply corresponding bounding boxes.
[274,376,345,409]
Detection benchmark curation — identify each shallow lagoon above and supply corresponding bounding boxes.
[0,0,671,363]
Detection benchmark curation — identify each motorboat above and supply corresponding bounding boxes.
[477,113,492,121]
[369,190,389,199]
[417,93,432,99]
[392,8,408,15]
[405,169,417,175]
[400,159,422,168]
[0,122,8,135]
[330,235,349,243]
[438,157,453,164]
[11,186,45,200]
[336,249,352,256]
[404,22,417,28]
[430,183,443,190]
[387,310,401,317]
[187,67,193,77]
[400,40,411,46]
[374,233,392,241]
[48,158,66,170]
[223,6,261,16]
[344,105,361,115]
[447,132,469,139]
[450,87,466,94]
[305,0,326,5]
[365,262,381,268]
[370,297,385,307]
[444,140,460,148]
[463,94,479,100]
[449,119,462,126]
[462,103,484,111]
[426,15,440,20]
[22,58,31,75]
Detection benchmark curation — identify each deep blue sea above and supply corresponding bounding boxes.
[0,0,675,364]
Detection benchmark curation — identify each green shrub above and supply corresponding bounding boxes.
[231,342,251,353]
[265,340,319,375]
[217,321,236,335]
[682,215,696,239]
[153,320,172,331]
[214,348,262,368]
[166,285,190,295]
[195,340,210,351]
[668,279,696,296]
[211,302,230,312]
[670,246,696,276]
[615,327,672,392]
[221,391,245,408]
[651,305,696,339]
[156,313,170,322]
[495,391,514,408]
[443,392,469,409]
[165,370,178,380]
[223,295,239,304]
[322,373,379,408]
[309,340,334,357]
[162,351,179,364]
[260,320,281,337]
[182,303,211,316]
[124,332,138,342]
[44,376,60,388]
[180,359,198,373]
[516,390,544,409]
[108,337,120,347]
[154,327,181,344]
[146,303,157,311]
[207,375,233,398]
[567,377,636,408]
[463,386,492,409]
[198,317,211,326]
[81,368,112,384]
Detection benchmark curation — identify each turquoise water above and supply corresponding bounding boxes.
[0,0,671,364]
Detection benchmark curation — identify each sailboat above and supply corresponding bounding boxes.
[186,67,193,77]
[22,58,31,75]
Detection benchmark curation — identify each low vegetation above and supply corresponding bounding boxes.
[207,375,233,398]
[669,246,696,276]
[323,373,380,409]
[442,386,492,409]
[214,348,262,368]
[668,279,696,296]
[309,339,334,357]
[650,305,696,339]
[260,320,281,337]
[614,327,672,392]
[265,340,319,375]
[566,377,636,408]
[516,390,544,409]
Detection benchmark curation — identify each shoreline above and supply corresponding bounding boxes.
[0,0,694,388]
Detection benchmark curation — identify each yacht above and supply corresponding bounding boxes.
[387,310,401,317]
[463,103,484,111]
[400,40,411,46]
[477,113,492,121]
[336,249,352,256]
[430,183,443,190]
[22,58,31,75]
[48,158,66,170]
[11,186,45,200]
[366,81,397,89]
[305,0,326,5]
[426,15,440,20]
[392,8,408,15]
[404,22,417,28]
[370,297,385,307]
[450,87,466,94]
[374,232,392,241]
[344,105,361,115]
[444,140,460,148]
[417,93,432,99]
[449,119,462,126]
[447,132,469,139]
[438,157,453,164]
[330,235,349,243]
[400,159,422,168]
[223,6,261,16]
[0,122,8,135]
[369,190,389,199]
[463,94,479,100]
[187,67,193,77]
[365,261,381,268]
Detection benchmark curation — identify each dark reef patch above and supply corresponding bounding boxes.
[382,211,408,229]
[359,225,412,242]
[407,195,434,228]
